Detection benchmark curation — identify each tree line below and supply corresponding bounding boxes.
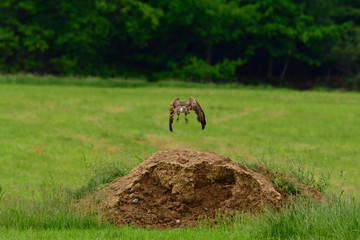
[1,0,360,89]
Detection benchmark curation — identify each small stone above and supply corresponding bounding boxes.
[176,219,180,223]
[204,207,208,211]
[132,198,139,203]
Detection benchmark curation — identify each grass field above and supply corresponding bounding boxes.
[1,75,360,239]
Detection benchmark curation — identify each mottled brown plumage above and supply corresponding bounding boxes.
[169,96,206,132]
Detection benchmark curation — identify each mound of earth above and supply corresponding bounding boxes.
[91,148,322,228]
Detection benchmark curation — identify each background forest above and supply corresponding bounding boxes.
[1,0,360,89]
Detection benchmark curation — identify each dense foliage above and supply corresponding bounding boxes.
[1,0,360,88]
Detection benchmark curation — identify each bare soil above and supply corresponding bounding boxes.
[90,148,323,228]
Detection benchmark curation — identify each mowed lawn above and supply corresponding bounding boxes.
[1,83,360,198]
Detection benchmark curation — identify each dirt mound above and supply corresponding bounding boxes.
[95,148,322,228]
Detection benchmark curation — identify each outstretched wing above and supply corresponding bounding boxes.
[169,97,180,132]
[188,96,206,130]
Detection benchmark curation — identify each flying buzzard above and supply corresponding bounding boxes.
[169,96,206,132]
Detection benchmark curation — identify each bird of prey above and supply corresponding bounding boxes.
[169,96,206,132]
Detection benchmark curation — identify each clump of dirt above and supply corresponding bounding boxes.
[92,148,323,228]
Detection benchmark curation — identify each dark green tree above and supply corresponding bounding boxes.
[150,0,259,82]
[0,0,359,88]
[252,0,345,83]
[0,0,52,72]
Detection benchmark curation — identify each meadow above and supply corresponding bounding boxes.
[0,75,360,239]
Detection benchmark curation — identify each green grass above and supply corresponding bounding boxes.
[0,73,250,89]
[1,192,359,239]
[0,226,253,240]
[257,197,360,239]
[1,75,360,239]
